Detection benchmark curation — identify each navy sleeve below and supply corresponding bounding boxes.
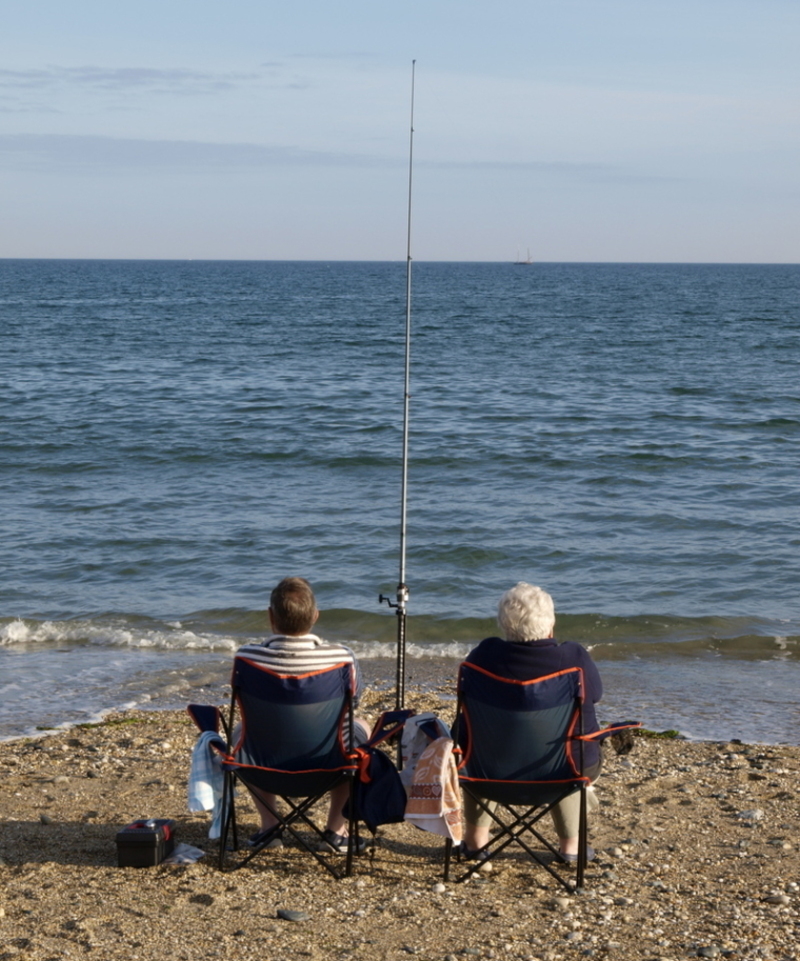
[569,643,602,703]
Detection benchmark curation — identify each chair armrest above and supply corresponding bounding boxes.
[187,704,223,736]
[575,721,642,742]
[365,709,417,748]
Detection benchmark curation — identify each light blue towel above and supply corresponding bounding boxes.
[188,730,226,839]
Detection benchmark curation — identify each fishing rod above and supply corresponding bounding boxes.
[380,59,416,711]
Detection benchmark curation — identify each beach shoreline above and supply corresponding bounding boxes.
[6,650,799,748]
[1,685,798,961]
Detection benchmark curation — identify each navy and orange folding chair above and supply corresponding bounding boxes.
[445,661,639,891]
[190,655,362,879]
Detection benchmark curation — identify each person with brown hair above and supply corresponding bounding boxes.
[236,577,368,853]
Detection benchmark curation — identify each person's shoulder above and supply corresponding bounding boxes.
[555,639,598,670]
[308,634,350,650]
[467,636,504,654]
[236,641,267,655]
[556,639,592,657]
[465,636,505,663]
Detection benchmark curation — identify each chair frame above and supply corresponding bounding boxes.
[445,662,626,892]
[216,657,361,880]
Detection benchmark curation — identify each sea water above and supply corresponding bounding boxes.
[1,260,798,742]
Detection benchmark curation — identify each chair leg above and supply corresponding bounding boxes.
[345,774,356,878]
[443,838,453,881]
[454,794,582,893]
[576,784,588,889]
[218,771,236,871]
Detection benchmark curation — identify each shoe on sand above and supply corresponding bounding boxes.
[460,844,490,862]
[321,829,368,855]
[246,828,284,850]
[560,845,595,862]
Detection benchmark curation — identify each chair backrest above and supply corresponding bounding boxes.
[456,662,586,805]
[230,656,356,773]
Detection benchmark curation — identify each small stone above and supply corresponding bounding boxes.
[763,894,790,905]
[277,909,311,922]
[736,808,764,821]
[86,769,98,778]
[697,947,721,958]
[608,847,623,857]
[55,775,70,785]
[552,897,571,911]
[432,882,446,894]
[40,813,53,825]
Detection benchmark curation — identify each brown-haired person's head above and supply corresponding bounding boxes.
[268,577,319,636]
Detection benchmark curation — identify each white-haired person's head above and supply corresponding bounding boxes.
[497,582,556,641]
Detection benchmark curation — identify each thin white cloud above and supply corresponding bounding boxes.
[0,133,392,171]
[0,133,622,180]
[0,66,260,94]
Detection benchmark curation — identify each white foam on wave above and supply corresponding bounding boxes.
[347,640,472,660]
[0,618,31,644]
[0,617,241,652]
[2,617,475,659]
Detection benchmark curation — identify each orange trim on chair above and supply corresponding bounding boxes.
[460,774,591,788]
[236,656,352,681]
[460,661,584,695]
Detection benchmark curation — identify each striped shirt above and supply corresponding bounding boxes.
[236,634,362,707]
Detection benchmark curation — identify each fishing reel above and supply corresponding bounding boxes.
[379,584,409,613]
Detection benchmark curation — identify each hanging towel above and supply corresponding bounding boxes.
[399,712,451,792]
[405,736,463,843]
[188,730,226,839]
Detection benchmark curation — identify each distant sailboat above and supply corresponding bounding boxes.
[514,248,533,265]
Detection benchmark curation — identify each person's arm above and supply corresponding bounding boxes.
[347,648,363,708]
[580,648,603,703]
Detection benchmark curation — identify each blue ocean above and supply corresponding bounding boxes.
[1,259,798,743]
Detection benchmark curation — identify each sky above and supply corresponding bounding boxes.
[1,0,799,262]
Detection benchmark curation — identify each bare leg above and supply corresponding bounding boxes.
[249,788,281,832]
[551,784,599,855]
[325,781,351,834]
[464,822,491,850]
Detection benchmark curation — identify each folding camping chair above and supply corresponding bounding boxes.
[189,655,362,879]
[444,661,638,891]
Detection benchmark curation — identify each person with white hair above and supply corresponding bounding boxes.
[461,582,603,861]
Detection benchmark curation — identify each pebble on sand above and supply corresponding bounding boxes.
[277,909,311,923]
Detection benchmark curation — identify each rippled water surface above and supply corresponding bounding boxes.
[2,260,799,740]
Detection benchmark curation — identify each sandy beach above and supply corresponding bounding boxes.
[1,682,799,961]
